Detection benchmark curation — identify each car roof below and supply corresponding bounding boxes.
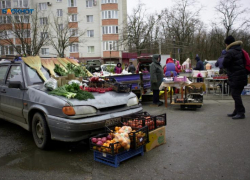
[0,61,23,64]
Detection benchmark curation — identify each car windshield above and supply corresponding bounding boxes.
[25,64,50,85]
[102,65,116,72]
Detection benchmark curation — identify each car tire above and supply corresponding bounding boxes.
[32,112,51,149]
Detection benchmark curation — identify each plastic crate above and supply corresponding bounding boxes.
[94,146,144,168]
[106,122,149,150]
[121,112,167,131]
[111,83,132,93]
[89,133,125,155]
[154,113,167,129]
[129,126,149,149]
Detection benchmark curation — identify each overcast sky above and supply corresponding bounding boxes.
[127,0,250,27]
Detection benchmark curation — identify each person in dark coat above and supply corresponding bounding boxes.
[150,54,164,106]
[215,50,227,74]
[128,62,136,74]
[223,35,248,119]
[216,49,228,94]
[193,56,204,82]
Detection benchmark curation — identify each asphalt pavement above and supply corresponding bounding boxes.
[0,96,250,180]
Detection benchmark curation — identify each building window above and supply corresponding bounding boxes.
[103,41,118,51]
[40,17,48,25]
[88,46,94,53]
[101,0,118,3]
[87,30,94,37]
[0,30,13,39]
[86,15,93,22]
[13,0,28,8]
[57,0,62,2]
[41,48,49,55]
[69,14,77,22]
[58,24,63,30]
[39,3,47,10]
[15,45,22,54]
[102,10,118,19]
[70,29,78,37]
[16,30,30,38]
[41,32,48,39]
[57,9,63,17]
[0,16,12,24]
[70,44,79,52]
[0,1,11,9]
[14,15,29,23]
[86,0,93,7]
[68,0,76,7]
[102,26,118,34]
[4,46,14,55]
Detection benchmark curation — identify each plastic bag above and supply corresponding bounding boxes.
[113,126,132,150]
[68,80,81,85]
[44,78,57,91]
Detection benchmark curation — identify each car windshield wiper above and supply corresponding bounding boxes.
[32,82,43,85]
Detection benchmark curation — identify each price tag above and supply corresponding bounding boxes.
[102,153,107,157]
[140,137,143,142]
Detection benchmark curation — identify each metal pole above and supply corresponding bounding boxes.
[110,44,111,75]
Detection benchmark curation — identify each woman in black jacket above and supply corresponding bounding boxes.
[223,35,248,119]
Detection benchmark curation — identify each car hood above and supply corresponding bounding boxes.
[32,85,136,109]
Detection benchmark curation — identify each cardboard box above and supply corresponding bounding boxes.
[145,126,166,152]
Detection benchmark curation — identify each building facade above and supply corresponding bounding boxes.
[0,0,127,63]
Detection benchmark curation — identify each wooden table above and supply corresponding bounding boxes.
[205,78,229,98]
[159,81,191,107]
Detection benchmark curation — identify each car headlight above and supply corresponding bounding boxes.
[127,97,139,107]
[73,106,97,115]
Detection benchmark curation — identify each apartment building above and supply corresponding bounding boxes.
[0,0,127,63]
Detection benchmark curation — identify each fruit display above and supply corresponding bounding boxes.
[129,127,148,149]
[107,123,149,150]
[121,112,167,132]
[90,126,133,155]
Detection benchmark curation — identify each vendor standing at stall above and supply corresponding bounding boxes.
[164,58,178,77]
[150,54,164,106]
[193,56,204,82]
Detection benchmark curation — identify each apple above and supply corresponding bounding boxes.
[91,137,97,143]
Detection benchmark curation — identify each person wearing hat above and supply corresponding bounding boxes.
[150,54,164,106]
[193,56,204,82]
[223,35,248,119]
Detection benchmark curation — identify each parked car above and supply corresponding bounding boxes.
[0,61,142,149]
[101,64,116,76]
[86,59,101,74]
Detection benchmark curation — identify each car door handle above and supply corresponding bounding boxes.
[1,89,6,93]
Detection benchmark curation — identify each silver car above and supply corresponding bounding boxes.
[0,61,142,149]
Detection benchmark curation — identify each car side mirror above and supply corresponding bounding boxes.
[8,81,22,89]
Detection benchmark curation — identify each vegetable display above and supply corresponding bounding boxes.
[49,85,76,99]
[49,83,95,101]
[54,64,67,76]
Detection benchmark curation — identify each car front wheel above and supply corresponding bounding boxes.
[32,112,51,149]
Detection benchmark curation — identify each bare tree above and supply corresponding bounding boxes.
[160,0,203,62]
[48,14,86,58]
[215,0,250,37]
[122,3,161,56]
[0,7,50,56]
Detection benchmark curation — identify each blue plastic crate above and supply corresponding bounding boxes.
[94,146,144,168]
